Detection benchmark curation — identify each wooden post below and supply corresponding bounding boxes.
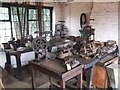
[36,2,43,37]
[17,6,22,38]
[23,2,27,37]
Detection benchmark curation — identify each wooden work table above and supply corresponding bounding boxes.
[5,47,35,80]
[58,53,118,89]
[29,59,84,90]
[5,47,33,64]
[29,53,118,89]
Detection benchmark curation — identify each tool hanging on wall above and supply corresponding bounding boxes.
[80,13,87,28]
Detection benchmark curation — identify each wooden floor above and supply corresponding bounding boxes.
[1,66,50,88]
[1,66,73,89]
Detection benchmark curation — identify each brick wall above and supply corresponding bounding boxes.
[90,2,118,43]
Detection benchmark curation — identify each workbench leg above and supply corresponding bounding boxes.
[49,77,52,89]
[16,55,23,80]
[86,65,95,90]
[5,53,11,65]
[31,66,36,90]
[77,70,83,90]
[60,80,65,90]
[78,71,83,90]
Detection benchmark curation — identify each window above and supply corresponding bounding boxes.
[0,3,53,44]
[0,7,11,43]
[42,7,52,32]
[42,7,53,39]
[0,7,9,20]
[28,9,38,36]
[42,8,50,32]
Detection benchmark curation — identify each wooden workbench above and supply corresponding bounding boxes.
[29,59,84,90]
[5,47,35,80]
[58,53,118,89]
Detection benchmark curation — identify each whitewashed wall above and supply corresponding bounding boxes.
[44,2,119,44]
[90,2,118,43]
[63,2,93,36]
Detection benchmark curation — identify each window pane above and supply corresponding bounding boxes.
[29,9,38,20]
[28,9,38,35]
[11,7,17,15]
[0,22,11,43]
[42,8,51,32]
[29,21,38,35]
[0,22,11,30]
[0,7,9,20]
[4,22,11,29]
[0,22,5,29]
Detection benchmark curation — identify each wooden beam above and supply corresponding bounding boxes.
[36,2,43,36]
[17,6,22,38]
[8,6,13,37]
[23,2,28,37]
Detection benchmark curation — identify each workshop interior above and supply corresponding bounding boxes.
[0,0,119,89]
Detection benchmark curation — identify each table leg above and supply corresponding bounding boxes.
[86,65,95,90]
[31,66,36,90]
[15,55,23,80]
[5,53,11,65]
[80,71,83,89]
[60,80,65,90]
[5,53,11,72]
[49,77,52,89]
[77,70,83,90]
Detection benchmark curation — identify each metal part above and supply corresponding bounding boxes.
[32,37,47,59]
[64,56,80,70]
[58,47,73,59]
[73,41,99,59]
[71,25,97,58]
[79,25,95,41]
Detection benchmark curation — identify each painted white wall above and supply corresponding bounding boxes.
[43,2,93,36]
[62,2,93,36]
[90,2,118,44]
[43,2,118,44]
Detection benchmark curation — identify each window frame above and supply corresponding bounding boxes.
[28,7,39,35]
[42,6,53,33]
[0,2,53,43]
[0,5,13,42]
